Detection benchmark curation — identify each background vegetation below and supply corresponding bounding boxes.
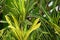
[0,0,60,40]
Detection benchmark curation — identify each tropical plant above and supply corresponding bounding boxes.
[0,0,41,40]
[0,0,60,40]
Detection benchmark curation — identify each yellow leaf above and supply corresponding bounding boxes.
[24,18,41,40]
